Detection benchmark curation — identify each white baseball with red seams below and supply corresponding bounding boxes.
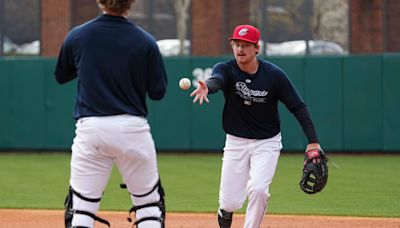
[179,78,191,90]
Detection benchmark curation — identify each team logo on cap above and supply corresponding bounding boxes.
[238,27,249,36]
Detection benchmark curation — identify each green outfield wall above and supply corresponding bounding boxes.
[1,55,400,152]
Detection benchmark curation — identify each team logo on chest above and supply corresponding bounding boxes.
[235,82,268,105]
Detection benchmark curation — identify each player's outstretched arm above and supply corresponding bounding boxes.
[190,80,209,105]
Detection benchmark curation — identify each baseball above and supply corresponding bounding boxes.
[179,77,191,90]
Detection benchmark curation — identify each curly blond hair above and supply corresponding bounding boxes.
[97,0,135,14]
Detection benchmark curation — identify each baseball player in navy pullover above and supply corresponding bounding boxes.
[55,1,167,227]
[190,24,322,228]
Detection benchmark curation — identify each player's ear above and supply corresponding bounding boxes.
[255,43,260,55]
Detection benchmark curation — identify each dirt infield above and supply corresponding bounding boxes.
[0,209,399,228]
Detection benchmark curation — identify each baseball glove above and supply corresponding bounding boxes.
[299,148,328,194]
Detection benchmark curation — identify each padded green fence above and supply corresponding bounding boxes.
[1,55,400,152]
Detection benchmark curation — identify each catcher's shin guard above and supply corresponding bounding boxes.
[64,187,110,228]
[218,208,233,228]
[125,179,166,228]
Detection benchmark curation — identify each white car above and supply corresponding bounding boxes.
[1,35,40,55]
[156,39,345,57]
[1,35,18,54]
[266,40,345,56]
[156,39,190,56]
[16,40,40,55]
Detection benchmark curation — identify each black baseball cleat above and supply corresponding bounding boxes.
[218,208,233,228]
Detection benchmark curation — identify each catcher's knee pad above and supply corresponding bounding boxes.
[64,187,110,228]
[218,208,233,228]
[127,179,165,228]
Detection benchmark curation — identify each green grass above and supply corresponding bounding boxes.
[269,154,400,217]
[0,152,399,217]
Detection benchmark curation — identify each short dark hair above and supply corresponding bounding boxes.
[98,0,135,14]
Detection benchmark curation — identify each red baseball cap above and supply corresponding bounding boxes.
[229,25,260,44]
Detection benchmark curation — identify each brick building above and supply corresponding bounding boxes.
[41,0,99,56]
[40,0,400,56]
[350,0,400,53]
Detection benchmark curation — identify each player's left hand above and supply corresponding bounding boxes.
[190,80,209,105]
[299,148,328,194]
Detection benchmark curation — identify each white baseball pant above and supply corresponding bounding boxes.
[219,133,282,228]
[69,114,162,228]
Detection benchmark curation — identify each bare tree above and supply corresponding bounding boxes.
[250,0,313,42]
[250,0,262,27]
[312,0,348,50]
[174,0,191,55]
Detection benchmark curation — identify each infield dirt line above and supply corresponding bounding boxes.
[0,209,399,228]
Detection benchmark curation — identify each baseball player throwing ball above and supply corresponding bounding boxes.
[54,0,168,227]
[190,24,322,228]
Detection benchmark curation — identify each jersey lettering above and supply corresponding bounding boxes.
[235,82,268,103]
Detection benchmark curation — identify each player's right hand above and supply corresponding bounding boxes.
[190,80,209,105]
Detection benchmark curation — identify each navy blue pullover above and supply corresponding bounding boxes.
[207,59,318,143]
[55,14,167,119]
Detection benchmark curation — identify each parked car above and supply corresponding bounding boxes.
[156,39,345,57]
[1,34,18,54]
[156,39,190,56]
[266,40,345,56]
[1,34,40,55]
[16,40,40,55]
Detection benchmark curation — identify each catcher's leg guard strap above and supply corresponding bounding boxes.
[128,179,165,227]
[64,187,110,228]
[218,208,233,228]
